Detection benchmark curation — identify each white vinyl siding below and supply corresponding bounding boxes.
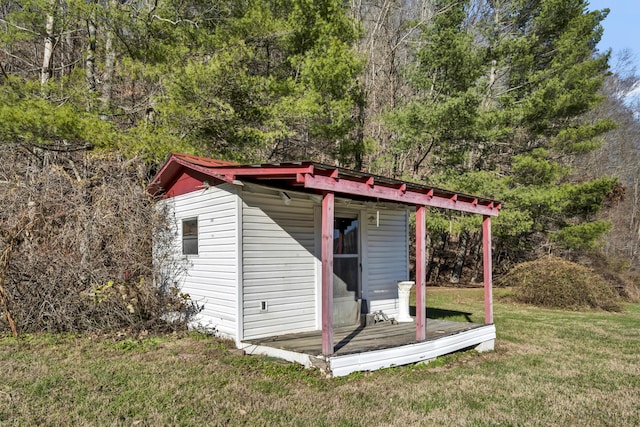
[363,208,410,318]
[242,190,316,339]
[169,183,239,338]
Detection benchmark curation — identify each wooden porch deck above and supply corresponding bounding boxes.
[242,318,496,376]
[245,318,482,356]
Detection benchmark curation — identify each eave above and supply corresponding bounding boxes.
[148,153,502,216]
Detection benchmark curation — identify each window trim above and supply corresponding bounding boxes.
[182,217,199,255]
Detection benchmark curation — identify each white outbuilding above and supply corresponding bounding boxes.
[149,153,500,376]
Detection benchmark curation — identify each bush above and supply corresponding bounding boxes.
[0,146,196,335]
[501,257,622,311]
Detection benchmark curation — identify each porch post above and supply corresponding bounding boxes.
[415,205,426,341]
[482,215,494,324]
[321,192,335,355]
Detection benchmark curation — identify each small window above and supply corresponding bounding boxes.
[182,218,198,255]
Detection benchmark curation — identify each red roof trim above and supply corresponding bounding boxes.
[148,153,501,217]
[148,153,239,196]
[301,173,499,216]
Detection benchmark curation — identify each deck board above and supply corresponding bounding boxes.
[245,318,482,356]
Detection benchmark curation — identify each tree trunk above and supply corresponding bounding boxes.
[62,26,72,77]
[40,0,59,86]
[425,227,432,282]
[633,178,640,261]
[86,11,97,105]
[100,15,116,115]
[450,231,469,284]
[0,211,35,338]
[468,232,481,283]
[67,156,93,286]
[430,232,449,283]
[0,243,19,338]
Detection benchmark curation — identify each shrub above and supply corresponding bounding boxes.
[502,257,622,311]
[0,146,196,335]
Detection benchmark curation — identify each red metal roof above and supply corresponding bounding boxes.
[172,153,237,168]
[148,153,502,216]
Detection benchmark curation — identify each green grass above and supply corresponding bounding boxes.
[1,288,639,426]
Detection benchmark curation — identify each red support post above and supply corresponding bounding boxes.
[415,205,426,341]
[321,192,335,355]
[482,215,494,324]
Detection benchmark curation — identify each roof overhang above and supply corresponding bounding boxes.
[148,153,501,217]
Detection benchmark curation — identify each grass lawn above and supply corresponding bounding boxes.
[1,288,639,426]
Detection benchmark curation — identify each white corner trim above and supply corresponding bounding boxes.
[235,187,244,346]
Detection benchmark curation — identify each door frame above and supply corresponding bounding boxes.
[314,206,364,329]
[332,211,361,301]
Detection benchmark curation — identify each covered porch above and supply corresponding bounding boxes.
[242,316,496,377]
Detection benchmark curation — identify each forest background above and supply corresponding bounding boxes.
[1,0,639,333]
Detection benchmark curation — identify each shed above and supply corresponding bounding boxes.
[149,153,501,376]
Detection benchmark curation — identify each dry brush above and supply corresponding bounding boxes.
[0,145,195,335]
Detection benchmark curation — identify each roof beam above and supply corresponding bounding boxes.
[172,158,316,186]
[302,174,500,216]
[172,157,237,184]
[155,156,501,216]
[217,165,315,177]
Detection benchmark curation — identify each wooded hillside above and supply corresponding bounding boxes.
[1,0,639,332]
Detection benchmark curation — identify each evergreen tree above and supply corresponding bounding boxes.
[388,0,618,267]
[0,0,364,164]
[121,0,364,163]
[478,0,617,254]
[385,0,484,176]
[0,0,628,270]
